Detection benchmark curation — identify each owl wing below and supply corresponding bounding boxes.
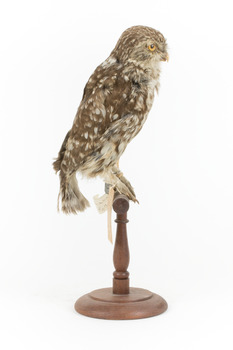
[63,82,111,172]
[63,71,144,175]
[80,112,143,176]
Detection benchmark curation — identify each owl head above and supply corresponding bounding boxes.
[112,25,168,65]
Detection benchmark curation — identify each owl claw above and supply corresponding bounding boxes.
[128,197,139,203]
[115,172,136,198]
[129,194,139,204]
[114,179,138,204]
[103,171,138,205]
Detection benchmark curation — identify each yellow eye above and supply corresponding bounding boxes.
[148,44,156,52]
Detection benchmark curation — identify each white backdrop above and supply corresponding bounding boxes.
[0,0,233,349]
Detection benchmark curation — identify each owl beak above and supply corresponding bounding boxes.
[163,53,169,62]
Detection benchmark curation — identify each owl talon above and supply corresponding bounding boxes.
[114,179,138,204]
[119,177,136,197]
[112,167,136,198]
[129,194,139,204]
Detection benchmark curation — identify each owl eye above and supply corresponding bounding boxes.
[148,44,156,52]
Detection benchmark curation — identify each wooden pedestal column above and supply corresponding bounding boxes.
[74,194,168,320]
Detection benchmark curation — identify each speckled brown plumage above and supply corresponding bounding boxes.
[53,25,168,214]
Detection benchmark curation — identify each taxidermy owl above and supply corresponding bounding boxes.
[53,25,168,214]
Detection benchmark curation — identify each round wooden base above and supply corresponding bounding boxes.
[74,287,168,320]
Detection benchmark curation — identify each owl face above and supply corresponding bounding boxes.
[131,38,168,65]
[112,25,168,66]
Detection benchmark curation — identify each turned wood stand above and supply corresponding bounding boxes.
[74,194,167,320]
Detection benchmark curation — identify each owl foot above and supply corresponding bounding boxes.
[117,173,136,198]
[103,171,139,203]
[112,166,138,202]
[115,180,138,203]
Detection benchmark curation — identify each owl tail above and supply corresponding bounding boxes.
[58,171,90,214]
[53,130,71,174]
